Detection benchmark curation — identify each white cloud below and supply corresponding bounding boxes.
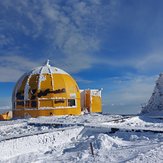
[0,55,40,82]
[0,34,13,47]
[102,75,157,114]
[0,0,119,80]
[75,77,94,84]
[1,0,162,82]
[98,50,163,74]
[135,53,163,72]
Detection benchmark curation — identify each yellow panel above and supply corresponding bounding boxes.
[91,96,102,113]
[63,75,80,95]
[40,74,53,90]
[39,100,53,107]
[39,74,66,99]
[54,99,67,107]
[13,105,81,118]
[52,74,67,98]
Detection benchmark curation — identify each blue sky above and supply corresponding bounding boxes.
[0,0,163,114]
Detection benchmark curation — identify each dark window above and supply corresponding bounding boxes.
[68,99,76,107]
[17,101,24,106]
[31,101,37,108]
[16,92,24,100]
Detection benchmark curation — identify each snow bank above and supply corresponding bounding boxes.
[0,126,83,160]
[92,134,124,153]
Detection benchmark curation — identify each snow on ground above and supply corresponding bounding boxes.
[28,113,122,125]
[0,126,84,162]
[0,114,163,163]
[102,115,163,131]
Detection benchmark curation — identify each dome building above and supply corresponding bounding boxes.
[13,60,81,118]
[12,60,102,118]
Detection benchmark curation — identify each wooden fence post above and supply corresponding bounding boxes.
[90,142,94,156]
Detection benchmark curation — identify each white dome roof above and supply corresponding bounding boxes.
[29,60,69,75]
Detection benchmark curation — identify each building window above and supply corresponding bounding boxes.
[31,101,37,108]
[16,92,24,100]
[16,101,24,106]
[68,99,76,107]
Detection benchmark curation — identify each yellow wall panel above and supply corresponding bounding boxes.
[91,96,102,113]
[39,100,53,107]
[13,106,81,118]
[40,74,53,90]
[54,99,67,107]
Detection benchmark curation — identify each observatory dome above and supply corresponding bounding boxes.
[12,60,81,118]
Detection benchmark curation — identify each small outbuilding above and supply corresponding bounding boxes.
[12,60,102,118]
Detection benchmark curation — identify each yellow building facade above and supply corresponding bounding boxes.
[80,89,102,113]
[12,61,102,118]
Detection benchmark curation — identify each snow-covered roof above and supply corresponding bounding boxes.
[30,60,69,75]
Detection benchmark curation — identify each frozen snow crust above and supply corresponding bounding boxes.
[0,113,163,162]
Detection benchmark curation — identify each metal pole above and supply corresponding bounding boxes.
[90,142,94,156]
